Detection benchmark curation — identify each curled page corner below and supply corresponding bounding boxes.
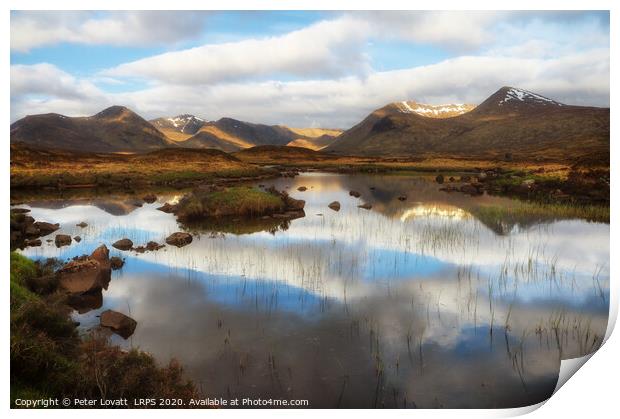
[553,353,594,395]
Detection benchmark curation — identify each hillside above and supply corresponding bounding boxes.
[326,87,610,163]
[11,106,175,153]
[287,134,339,150]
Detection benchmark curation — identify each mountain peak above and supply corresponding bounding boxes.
[93,105,137,120]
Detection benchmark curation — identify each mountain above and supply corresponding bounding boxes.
[181,131,243,153]
[11,106,175,153]
[325,87,610,163]
[177,117,319,152]
[149,114,206,141]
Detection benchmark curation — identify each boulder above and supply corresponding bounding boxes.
[110,256,124,270]
[112,238,133,251]
[143,194,157,203]
[55,234,72,247]
[435,175,445,184]
[100,310,137,339]
[57,246,112,295]
[34,221,60,236]
[358,203,372,210]
[74,236,82,242]
[297,186,307,192]
[284,195,305,211]
[397,195,407,201]
[156,203,176,213]
[25,239,42,247]
[165,232,193,247]
[349,190,361,198]
[146,241,165,251]
[328,201,341,211]
[11,208,30,214]
[76,222,88,228]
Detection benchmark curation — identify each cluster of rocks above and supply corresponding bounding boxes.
[10,207,60,249]
[264,186,306,221]
[112,237,171,252]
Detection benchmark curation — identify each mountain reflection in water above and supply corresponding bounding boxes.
[16,172,609,408]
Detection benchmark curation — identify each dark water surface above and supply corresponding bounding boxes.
[16,173,609,408]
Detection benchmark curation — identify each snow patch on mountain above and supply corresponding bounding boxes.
[499,88,563,106]
[395,101,475,118]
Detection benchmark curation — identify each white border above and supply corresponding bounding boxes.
[2,1,617,418]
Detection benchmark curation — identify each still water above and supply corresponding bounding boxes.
[17,173,609,408]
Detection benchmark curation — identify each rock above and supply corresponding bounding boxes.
[358,203,372,210]
[146,241,164,251]
[143,194,157,203]
[435,175,445,184]
[25,224,40,237]
[284,195,305,210]
[460,175,471,182]
[297,186,307,192]
[328,201,341,211]
[460,184,483,195]
[100,310,137,339]
[349,190,361,198]
[156,203,176,213]
[90,245,110,265]
[110,257,124,270]
[55,234,72,247]
[11,208,30,214]
[57,246,111,295]
[74,236,82,242]
[76,222,88,228]
[25,239,42,247]
[449,176,455,182]
[34,221,60,236]
[112,238,133,251]
[165,232,193,247]
[397,195,407,201]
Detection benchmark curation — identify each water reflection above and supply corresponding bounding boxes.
[16,173,609,408]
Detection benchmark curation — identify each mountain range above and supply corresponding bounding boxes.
[325,87,609,163]
[9,86,610,163]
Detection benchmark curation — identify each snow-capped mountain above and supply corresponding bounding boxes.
[394,101,476,118]
[150,114,206,134]
[498,87,563,107]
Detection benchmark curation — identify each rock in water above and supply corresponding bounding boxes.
[55,234,72,247]
[358,203,372,210]
[100,310,137,339]
[349,190,361,198]
[297,186,307,192]
[112,238,133,251]
[143,194,157,203]
[34,221,60,236]
[57,245,112,295]
[76,221,88,228]
[156,203,176,213]
[110,256,124,270]
[328,201,341,211]
[165,232,193,247]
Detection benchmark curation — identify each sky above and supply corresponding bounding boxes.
[10,10,610,128]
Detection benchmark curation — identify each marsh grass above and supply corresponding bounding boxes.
[471,201,609,228]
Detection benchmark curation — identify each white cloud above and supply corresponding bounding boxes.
[10,11,210,52]
[103,16,371,84]
[10,48,608,127]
